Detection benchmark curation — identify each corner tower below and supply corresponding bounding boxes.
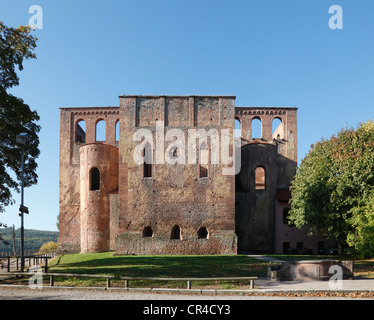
[58,107,120,253]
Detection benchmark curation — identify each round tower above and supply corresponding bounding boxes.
[79,143,119,253]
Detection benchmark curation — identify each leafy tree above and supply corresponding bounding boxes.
[288,121,374,257]
[0,22,40,215]
[39,241,58,254]
[347,189,374,258]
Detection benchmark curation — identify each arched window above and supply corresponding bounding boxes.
[143,142,152,178]
[251,117,262,139]
[171,225,181,240]
[235,118,241,138]
[272,118,283,140]
[143,226,153,238]
[115,120,120,142]
[255,166,265,190]
[199,141,209,178]
[75,120,86,143]
[90,167,100,191]
[96,120,106,142]
[197,227,208,239]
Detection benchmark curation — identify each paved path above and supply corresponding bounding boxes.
[0,285,373,300]
[245,253,374,292]
[256,277,374,291]
[245,254,285,263]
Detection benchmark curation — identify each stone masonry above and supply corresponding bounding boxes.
[59,95,303,255]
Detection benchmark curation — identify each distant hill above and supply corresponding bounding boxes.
[0,228,59,254]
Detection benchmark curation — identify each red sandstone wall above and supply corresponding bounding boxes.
[80,143,118,253]
[234,107,298,252]
[58,107,119,253]
[58,101,301,256]
[116,95,237,255]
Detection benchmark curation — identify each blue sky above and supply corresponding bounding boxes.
[0,0,373,232]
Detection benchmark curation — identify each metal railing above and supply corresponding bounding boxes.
[0,252,56,272]
[0,272,258,290]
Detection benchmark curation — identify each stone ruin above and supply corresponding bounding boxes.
[268,260,354,281]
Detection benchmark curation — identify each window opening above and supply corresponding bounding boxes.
[251,118,261,139]
[143,143,152,178]
[76,120,86,143]
[171,225,181,240]
[96,120,106,142]
[255,167,265,190]
[197,227,208,239]
[143,226,153,237]
[90,167,100,191]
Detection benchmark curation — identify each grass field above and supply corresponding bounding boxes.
[40,252,374,288]
[47,253,269,289]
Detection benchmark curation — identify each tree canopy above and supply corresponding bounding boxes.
[288,120,374,258]
[0,22,40,214]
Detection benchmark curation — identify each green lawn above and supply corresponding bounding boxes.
[47,253,268,289]
[353,259,374,278]
[43,252,374,288]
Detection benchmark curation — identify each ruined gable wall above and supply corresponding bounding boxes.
[116,95,237,255]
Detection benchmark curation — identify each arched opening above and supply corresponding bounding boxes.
[115,119,120,142]
[143,226,153,238]
[197,227,209,239]
[255,166,265,190]
[251,117,262,139]
[235,118,241,138]
[96,120,106,142]
[143,142,153,178]
[199,141,209,178]
[272,117,283,140]
[75,120,86,143]
[171,225,181,240]
[90,167,100,191]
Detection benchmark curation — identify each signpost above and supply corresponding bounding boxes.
[16,133,29,272]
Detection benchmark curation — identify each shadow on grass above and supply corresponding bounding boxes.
[49,254,269,278]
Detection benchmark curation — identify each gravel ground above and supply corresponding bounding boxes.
[0,285,372,300]
[0,286,280,300]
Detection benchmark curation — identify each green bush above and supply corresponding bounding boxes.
[39,241,58,254]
